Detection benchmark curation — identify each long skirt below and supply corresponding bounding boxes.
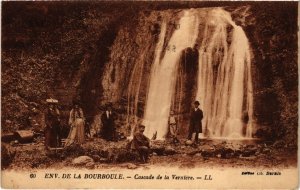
[76,118,85,144]
[64,118,85,147]
[45,126,60,148]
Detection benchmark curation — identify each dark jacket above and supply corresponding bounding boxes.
[45,108,60,129]
[100,111,116,140]
[44,107,61,147]
[132,131,150,150]
[189,108,203,133]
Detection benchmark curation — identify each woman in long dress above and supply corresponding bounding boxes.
[44,98,61,149]
[64,102,85,147]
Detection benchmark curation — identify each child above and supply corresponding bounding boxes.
[169,111,179,144]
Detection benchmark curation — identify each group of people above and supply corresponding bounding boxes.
[44,99,119,150]
[44,98,204,163]
[168,100,203,145]
[44,98,86,150]
[130,100,204,162]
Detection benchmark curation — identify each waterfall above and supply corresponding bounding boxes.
[124,8,254,140]
[143,10,199,139]
[196,8,254,138]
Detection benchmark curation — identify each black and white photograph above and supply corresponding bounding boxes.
[1,1,298,189]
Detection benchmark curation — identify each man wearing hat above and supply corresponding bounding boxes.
[187,100,203,145]
[100,103,116,141]
[131,124,150,163]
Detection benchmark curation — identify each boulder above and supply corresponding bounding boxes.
[201,144,214,150]
[127,163,138,169]
[151,145,165,156]
[219,148,235,159]
[185,140,193,145]
[241,149,256,157]
[201,149,215,157]
[14,130,34,143]
[164,146,177,155]
[72,156,94,166]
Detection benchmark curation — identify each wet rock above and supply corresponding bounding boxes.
[234,150,243,157]
[72,156,94,166]
[200,144,216,157]
[241,149,256,157]
[219,148,235,159]
[127,163,138,169]
[201,149,215,157]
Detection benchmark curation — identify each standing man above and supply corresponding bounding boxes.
[187,101,203,145]
[100,103,116,141]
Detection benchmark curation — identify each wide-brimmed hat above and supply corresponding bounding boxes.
[194,101,200,105]
[46,98,58,104]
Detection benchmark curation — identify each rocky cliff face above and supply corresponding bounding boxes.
[2,2,297,146]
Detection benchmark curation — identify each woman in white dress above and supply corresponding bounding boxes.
[64,102,85,147]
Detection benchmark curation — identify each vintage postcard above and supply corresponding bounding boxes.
[1,1,298,189]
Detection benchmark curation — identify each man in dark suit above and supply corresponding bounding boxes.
[187,101,203,145]
[100,103,116,141]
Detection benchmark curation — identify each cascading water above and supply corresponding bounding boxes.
[196,8,254,138]
[143,10,199,139]
[124,7,254,140]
